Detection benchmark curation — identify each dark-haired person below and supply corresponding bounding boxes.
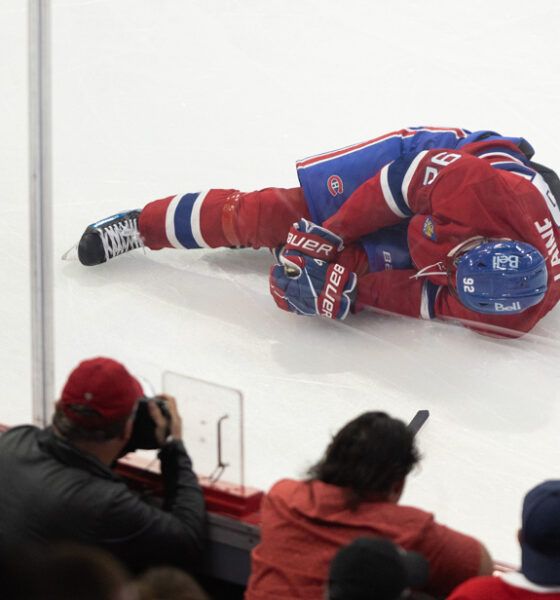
[136,565,210,600]
[447,481,560,600]
[0,357,205,573]
[244,411,493,600]
[327,536,432,600]
[0,542,135,600]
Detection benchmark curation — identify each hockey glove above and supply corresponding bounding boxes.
[269,255,357,320]
[271,245,285,265]
[284,218,344,262]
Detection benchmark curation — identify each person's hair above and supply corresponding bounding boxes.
[308,411,420,509]
[135,566,210,600]
[52,405,130,443]
[1,542,132,600]
[44,543,132,600]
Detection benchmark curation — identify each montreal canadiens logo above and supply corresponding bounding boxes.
[327,175,343,197]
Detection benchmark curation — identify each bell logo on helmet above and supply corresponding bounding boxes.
[494,301,522,312]
[492,255,520,270]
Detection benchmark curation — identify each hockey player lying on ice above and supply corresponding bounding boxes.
[75,126,560,338]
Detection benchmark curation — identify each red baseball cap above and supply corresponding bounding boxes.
[57,357,143,426]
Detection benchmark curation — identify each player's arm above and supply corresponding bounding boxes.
[353,269,441,320]
[99,440,206,570]
[321,151,426,242]
[321,139,537,244]
[354,270,537,337]
[321,147,480,242]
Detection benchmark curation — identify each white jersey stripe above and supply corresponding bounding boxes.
[478,151,525,164]
[420,281,443,320]
[380,164,408,218]
[165,193,185,249]
[402,150,428,209]
[296,132,402,170]
[296,127,467,170]
[510,171,535,181]
[489,160,526,166]
[190,190,211,248]
[405,126,468,137]
[420,281,430,320]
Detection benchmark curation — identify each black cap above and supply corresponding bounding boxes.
[328,537,429,600]
[521,480,560,585]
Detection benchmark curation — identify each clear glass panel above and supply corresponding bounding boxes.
[35,0,560,573]
[163,371,245,489]
[0,3,32,425]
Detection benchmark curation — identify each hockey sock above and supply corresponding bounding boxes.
[138,190,238,250]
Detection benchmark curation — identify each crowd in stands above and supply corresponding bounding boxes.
[0,356,559,599]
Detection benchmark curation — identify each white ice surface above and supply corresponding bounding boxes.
[2,0,560,568]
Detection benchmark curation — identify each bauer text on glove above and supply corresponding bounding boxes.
[269,257,357,319]
[284,218,344,262]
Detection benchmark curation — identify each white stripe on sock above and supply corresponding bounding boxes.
[165,193,185,249]
[190,190,211,248]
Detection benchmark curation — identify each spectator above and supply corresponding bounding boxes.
[135,565,210,600]
[245,411,493,600]
[0,542,135,600]
[327,536,431,600]
[447,480,560,600]
[0,357,205,573]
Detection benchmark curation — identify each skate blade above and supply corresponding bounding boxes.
[61,244,78,261]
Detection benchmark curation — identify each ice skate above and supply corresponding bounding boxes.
[74,209,144,266]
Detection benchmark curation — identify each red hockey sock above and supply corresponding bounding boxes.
[138,188,309,251]
[138,195,175,250]
[138,190,237,250]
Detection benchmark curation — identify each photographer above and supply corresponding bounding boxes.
[0,357,205,574]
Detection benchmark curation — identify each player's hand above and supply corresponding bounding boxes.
[269,255,357,319]
[284,218,344,262]
[148,394,183,446]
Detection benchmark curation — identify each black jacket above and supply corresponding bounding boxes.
[0,426,205,573]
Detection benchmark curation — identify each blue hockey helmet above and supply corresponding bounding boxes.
[455,240,547,315]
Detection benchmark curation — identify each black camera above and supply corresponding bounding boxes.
[122,396,171,453]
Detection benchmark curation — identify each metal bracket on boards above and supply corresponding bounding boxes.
[209,414,230,485]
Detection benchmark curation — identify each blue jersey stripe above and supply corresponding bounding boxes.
[476,146,530,164]
[421,280,441,319]
[384,153,421,217]
[490,162,537,179]
[173,193,203,249]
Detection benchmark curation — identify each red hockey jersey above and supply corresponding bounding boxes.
[323,140,560,337]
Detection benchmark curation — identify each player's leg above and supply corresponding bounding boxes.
[140,188,310,250]
[77,187,309,266]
